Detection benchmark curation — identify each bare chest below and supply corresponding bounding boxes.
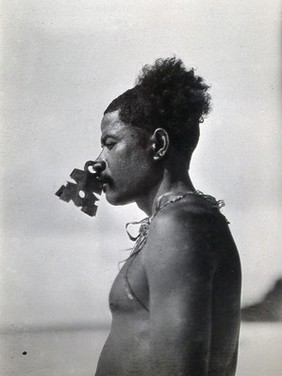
[109,252,149,314]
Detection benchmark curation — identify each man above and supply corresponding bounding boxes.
[93,58,241,376]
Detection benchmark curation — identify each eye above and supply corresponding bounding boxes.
[104,142,116,150]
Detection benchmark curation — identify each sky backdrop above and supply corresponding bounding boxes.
[1,0,281,328]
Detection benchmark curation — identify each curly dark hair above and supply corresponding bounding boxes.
[104,57,211,156]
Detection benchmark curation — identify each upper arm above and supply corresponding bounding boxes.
[143,209,219,375]
[144,208,218,312]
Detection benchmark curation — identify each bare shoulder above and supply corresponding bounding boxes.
[142,194,235,275]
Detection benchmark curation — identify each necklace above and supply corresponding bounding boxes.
[125,190,225,257]
[122,190,225,305]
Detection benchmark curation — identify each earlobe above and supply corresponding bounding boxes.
[153,149,165,160]
[151,128,169,161]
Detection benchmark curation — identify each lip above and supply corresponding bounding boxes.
[97,174,111,184]
[102,180,112,192]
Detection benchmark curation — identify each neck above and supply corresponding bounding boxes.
[136,168,195,216]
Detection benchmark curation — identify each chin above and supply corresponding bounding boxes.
[104,190,135,206]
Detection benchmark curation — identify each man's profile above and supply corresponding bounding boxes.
[93,57,241,376]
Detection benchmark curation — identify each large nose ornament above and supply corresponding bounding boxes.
[55,160,103,217]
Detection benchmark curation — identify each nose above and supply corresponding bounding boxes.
[84,159,106,175]
[93,160,106,174]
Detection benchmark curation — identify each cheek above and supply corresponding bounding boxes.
[126,151,151,175]
[112,145,149,171]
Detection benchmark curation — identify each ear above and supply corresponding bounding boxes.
[151,128,170,161]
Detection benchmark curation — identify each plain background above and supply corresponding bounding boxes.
[0,0,281,355]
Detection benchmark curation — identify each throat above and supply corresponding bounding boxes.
[136,172,195,216]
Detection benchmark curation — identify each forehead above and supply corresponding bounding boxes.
[100,110,145,140]
[101,110,125,135]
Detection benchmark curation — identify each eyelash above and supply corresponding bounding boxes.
[103,142,116,150]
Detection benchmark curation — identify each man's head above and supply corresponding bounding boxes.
[104,57,211,159]
[97,110,164,206]
[95,57,211,206]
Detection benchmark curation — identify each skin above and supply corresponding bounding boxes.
[94,110,241,376]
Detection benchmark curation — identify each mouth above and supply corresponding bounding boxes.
[102,182,108,192]
[97,175,112,192]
